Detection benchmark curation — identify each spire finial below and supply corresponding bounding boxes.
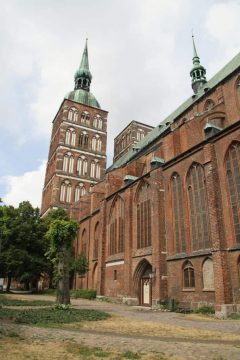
[74,39,92,92]
[190,34,207,94]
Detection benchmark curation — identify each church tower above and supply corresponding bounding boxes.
[190,35,207,94]
[41,40,108,216]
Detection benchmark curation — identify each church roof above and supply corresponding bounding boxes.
[65,89,101,108]
[107,51,240,172]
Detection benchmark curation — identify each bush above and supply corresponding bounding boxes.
[194,306,215,314]
[70,289,96,300]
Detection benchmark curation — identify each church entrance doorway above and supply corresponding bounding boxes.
[139,263,152,306]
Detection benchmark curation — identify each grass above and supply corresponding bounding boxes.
[70,288,97,299]
[0,295,53,307]
[228,313,240,320]
[0,306,109,325]
[194,306,215,315]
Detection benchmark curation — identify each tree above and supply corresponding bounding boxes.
[46,218,79,304]
[0,201,51,291]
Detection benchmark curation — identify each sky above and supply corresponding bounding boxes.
[0,0,240,208]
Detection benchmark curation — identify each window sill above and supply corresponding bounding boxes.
[182,288,195,292]
[203,289,215,292]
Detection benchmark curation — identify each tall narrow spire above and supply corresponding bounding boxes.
[74,39,92,92]
[190,35,207,94]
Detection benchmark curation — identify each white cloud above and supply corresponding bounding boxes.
[2,160,46,208]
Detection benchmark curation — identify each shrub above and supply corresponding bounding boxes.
[194,306,215,314]
[70,289,96,300]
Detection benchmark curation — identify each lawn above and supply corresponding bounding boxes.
[0,295,53,307]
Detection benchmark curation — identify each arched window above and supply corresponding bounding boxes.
[65,128,76,146]
[77,156,88,176]
[90,161,96,178]
[68,108,78,122]
[81,111,90,126]
[202,258,214,290]
[171,173,185,253]
[96,137,102,152]
[109,196,124,255]
[225,143,240,243]
[63,153,74,173]
[92,137,97,151]
[238,257,240,287]
[136,182,151,248]
[94,222,100,259]
[74,183,86,202]
[183,261,195,288]
[187,164,209,250]
[137,129,144,141]
[79,131,89,149]
[65,129,71,145]
[60,180,71,203]
[93,114,102,129]
[82,229,87,255]
[96,163,101,179]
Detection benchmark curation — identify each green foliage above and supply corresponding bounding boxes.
[72,252,89,276]
[70,289,96,300]
[194,306,215,314]
[0,295,53,307]
[228,313,240,320]
[0,201,52,290]
[0,307,109,325]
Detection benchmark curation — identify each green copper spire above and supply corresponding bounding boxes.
[74,39,92,91]
[190,35,207,94]
[64,39,101,108]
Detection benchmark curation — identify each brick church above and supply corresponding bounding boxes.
[41,38,240,316]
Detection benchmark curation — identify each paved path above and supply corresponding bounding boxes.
[2,294,240,359]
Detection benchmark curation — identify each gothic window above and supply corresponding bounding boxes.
[92,137,97,151]
[187,164,209,250]
[225,143,240,243]
[96,137,102,152]
[93,114,102,129]
[63,152,74,173]
[137,129,144,141]
[109,196,124,255]
[183,261,195,288]
[77,156,88,176]
[90,161,96,178]
[68,108,78,122]
[171,173,185,253]
[94,222,100,259]
[65,129,71,145]
[79,131,89,149]
[96,163,101,179]
[81,111,90,126]
[65,128,76,146]
[82,229,87,255]
[74,183,86,202]
[202,258,214,290]
[136,182,151,249]
[60,180,71,203]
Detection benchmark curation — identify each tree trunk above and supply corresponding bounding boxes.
[6,274,12,292]
[56,246,70,305]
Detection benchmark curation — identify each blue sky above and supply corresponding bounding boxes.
[1,0,240,207]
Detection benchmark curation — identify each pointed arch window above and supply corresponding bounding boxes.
[68,107,78,122]
[136,182,151,249]
[96,137,102,152]
[171,173,185,253]
[63,152,74,173]
[93,114,102,129]
[90,161,96,178]
[77,156,88,176]
[225,142,240,243]
[109,196,124,255]
[60,180,72,203]
[92,137,97,151]
[74,183,86,202]
[94,222,100,259]
[183,261,195,288]
[81,111,90,126]
[79,131,89,149]
[65,128,76,146]
[137,129,144,141]
[202,258,214,290]
[96,163,101,179]
[187,164,209,250]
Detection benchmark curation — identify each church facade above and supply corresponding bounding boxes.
[42,39,240,316]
